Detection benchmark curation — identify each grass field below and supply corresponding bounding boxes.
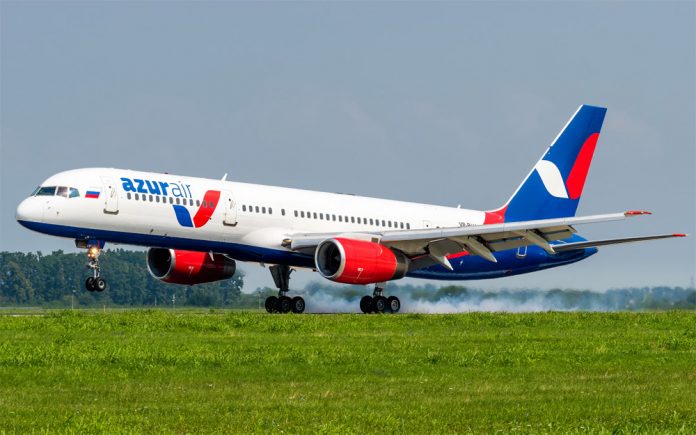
[0,310,695,433]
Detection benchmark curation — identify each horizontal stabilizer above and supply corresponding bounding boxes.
[553,234,687,252]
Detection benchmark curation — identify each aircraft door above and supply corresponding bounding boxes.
[222,191,237,226]
[101,177,118,214]
[101,176,119,214]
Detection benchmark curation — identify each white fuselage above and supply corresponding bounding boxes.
[17,168,487,266]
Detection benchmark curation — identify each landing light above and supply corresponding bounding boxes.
[88,246,100,258]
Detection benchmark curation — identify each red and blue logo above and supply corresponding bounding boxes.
[173,190,220,228]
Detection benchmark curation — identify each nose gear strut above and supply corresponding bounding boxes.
[84,244,106,292]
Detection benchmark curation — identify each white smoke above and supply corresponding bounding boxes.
[301,284,695,314]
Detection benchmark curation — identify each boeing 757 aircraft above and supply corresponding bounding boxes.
[16,105,686,313]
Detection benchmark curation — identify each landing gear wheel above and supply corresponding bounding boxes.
[85,277,95,292]
[387,296,401,313]
[265,296,279,313]
[291,296,305,314]
[279,296,292,313]
[94,277,107,292]
[360,296,374,314]
[373,296,387,313]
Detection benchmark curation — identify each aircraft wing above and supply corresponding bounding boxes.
[287,210,679,271]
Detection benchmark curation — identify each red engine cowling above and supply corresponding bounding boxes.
[314,238,409,285]
[146,248,236,285]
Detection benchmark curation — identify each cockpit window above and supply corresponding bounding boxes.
[36,186,56,196]
[56,186,68,197]
[69,188,80,198]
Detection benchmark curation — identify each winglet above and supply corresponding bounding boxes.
[624,210,652,216]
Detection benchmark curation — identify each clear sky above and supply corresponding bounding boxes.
[1,1,694,292]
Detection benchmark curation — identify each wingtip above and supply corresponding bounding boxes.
[672,233,688,237]
[625,210,652,216]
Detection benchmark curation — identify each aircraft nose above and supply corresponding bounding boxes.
[16,197,43,224]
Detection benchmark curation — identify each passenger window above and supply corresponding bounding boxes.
[313,212,317,219]
[300,211,305,218]
[332,214,336,221]
[156,196,160,203]
[176,198,180,204]
[320,213,324,220]
[357,217,361,224]
[294,210,298,217]
[196,200,201,207]
[255,206,260,213]
[381,220,386,226]
[189,199,193,206]
[135,193,140,200]
[350,217,355,223]
[282,209,285,216]
[269,208,273,214]
[127,192,132,200]
[149,195,154,202]
[242,205,246,212]
[400,222,404,229]
[407,223,411,229]
[209,201,214,208]
[36,186,56,196]
[338,216,343,222]
[169,197,173,204]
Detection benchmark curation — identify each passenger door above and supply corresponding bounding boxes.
[101,176,119,214]
[222,191,237,226]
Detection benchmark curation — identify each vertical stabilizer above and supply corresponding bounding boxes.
[486,105,607,224]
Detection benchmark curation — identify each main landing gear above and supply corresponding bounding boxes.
[264,265,305,314]
[360,283,400,314]
[84,245,106,292]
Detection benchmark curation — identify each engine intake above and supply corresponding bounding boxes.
[315,238,409,285]
[146,248,236,285]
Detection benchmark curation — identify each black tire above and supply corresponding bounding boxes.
[374,296,387,313]
[291,296,305,314]
[265,296,278,313]
[360,296,374,314]
[279,296,292,313]
[94,277,106,292]
[85,277,95,292]
[388,296,401,313]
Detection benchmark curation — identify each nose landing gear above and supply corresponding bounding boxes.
[360,283,400,314]
[84,245,106,292]
[265,265,305,314]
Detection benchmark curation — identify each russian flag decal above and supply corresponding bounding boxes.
[85,190,100,199]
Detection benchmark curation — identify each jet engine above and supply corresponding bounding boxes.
[146,248,236,285]
[314,238,409,285]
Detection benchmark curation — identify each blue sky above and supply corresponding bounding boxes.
[2,1,694,291]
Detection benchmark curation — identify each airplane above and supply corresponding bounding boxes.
[15,105,686,314]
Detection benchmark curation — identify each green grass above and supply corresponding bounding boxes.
[0,311,694,433]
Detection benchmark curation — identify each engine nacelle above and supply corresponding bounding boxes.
[314,238,409,285]
[146,248,236,285]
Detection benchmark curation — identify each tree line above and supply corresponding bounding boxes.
[0,250,250,308]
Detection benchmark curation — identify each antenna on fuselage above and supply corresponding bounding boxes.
[221,173,228,181]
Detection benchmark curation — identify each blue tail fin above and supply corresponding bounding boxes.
[487,105,607,223]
